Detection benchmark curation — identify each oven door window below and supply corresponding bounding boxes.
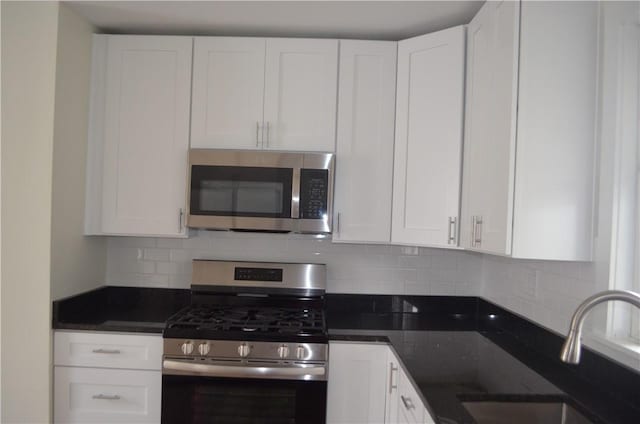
[190,166,293,218]
[162,375,326,424]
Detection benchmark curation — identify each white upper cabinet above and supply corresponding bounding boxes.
[391,26,466,248]
[191,38,266,149]
[460,1,519,255]
[263,38,338,151]
[461,1,597,260]
[333,40,397,243]
[191,37,338,152]
[85,35,192,237]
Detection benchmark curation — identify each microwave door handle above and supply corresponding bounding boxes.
[291,168,300,219]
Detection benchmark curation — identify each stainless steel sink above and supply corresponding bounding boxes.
[462,401,593,424]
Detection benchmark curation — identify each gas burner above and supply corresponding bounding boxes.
[165,304,326,341]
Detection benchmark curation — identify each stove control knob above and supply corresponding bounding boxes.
[198,343,210,356]
[181,341,194,355]
[277,344,290,359]
[238,343,251,358]
[296,345,307,360]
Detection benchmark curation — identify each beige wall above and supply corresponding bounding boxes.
[1,1,60,422]
[50,3,105,301]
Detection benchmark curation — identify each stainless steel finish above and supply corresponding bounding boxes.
[472,215,482,247]
[560,290,640,364]
[92,348,121,354]
[448,216,457,244]
[265,121,270,147]
[238,343,251,358]
[256,121,261,147]
[191,260,326,293]
[388,363,398,394]
[295,345,307,360]
[462,401,593,424]
[92,394,121,400]
[291,168,300,219]
[277,344,290,359]
[189,149,304,168]
[181,341,194,355]
[179,208,184,231]
[187,149,335,234]
[164,338,329,363]
[471,216,477,247]
[197,343,210,356]
[163,358,327,381]
[401,395,414,410]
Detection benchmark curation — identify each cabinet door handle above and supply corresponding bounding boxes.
[92,394,121,400]
[401,395,414,410]
[335,212,341,236]
[91,348,121,354]
[471,216,477,248]
[474,216,483,246]
[388,363,398,394]
[256,121,261,147]
[179,208,184,232]
[265,121,270,147]
[448,216,457,245]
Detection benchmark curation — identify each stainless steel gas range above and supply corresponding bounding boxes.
[161,260,328,424]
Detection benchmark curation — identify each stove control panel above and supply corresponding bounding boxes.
[164,339,328,363]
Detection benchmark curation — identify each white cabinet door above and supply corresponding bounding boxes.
[327,342,390,424]
[511,1,597,260]
[54,367,161,423]
[191,37,266,149]
[392,26,466,248]
[461,1,596,260]
[333,40,397,243]
[397,367,427,424]
[460,1,519,255]
[263,38,338,152]
[88,35,192,237]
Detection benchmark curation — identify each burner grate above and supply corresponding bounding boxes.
[166,305,326,336]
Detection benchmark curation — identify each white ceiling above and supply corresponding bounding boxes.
[65,1,484,40]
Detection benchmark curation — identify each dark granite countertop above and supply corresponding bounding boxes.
[328,329,597,424]
[52,286,190,333]
[326,295,640,424]
[52,288,640,424]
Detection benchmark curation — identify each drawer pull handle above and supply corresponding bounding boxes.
[401,395,415,410]
[92,348,121,354]
[92,394,121,401]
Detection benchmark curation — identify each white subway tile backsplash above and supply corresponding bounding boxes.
[106,231,483,295]
[105,231,604,339]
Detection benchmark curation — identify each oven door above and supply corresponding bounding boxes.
[161,360,327,424]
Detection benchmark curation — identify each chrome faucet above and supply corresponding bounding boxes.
[560,290,640,364]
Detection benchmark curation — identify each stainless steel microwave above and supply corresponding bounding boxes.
[187,149,334,233]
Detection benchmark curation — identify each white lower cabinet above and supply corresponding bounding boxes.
[54,367,161,423]
[327,341,435,424]
[53,331,162,423]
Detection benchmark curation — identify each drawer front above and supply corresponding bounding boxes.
[398,369,426,424]
[54,331,162,370]
[54,367,161,423]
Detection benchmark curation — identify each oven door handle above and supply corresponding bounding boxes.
[163,359,327,381]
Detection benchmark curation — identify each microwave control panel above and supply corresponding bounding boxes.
[299,169,329,220]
